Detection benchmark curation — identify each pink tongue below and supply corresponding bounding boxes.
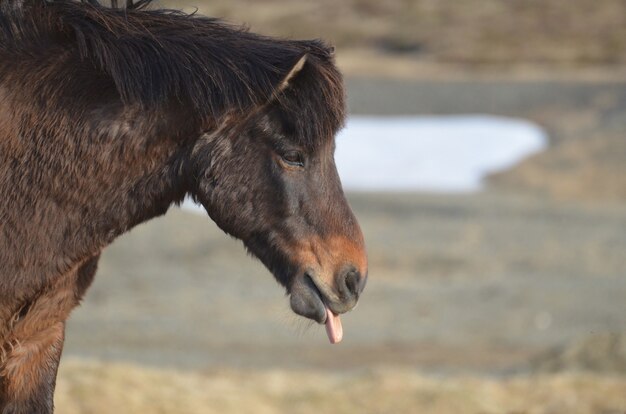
[325,307,343,344]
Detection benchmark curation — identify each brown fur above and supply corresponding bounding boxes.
[0,1,366,411]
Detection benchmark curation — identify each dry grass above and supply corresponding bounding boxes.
[55,359,626,414]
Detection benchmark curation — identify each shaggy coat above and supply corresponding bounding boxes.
[0,1,367,412]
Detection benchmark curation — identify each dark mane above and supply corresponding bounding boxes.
[0,0,345,146]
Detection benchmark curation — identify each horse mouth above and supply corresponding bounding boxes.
[289,273,344,344]
[306,273,343,344]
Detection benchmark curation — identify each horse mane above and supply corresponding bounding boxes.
[0,0,346,146]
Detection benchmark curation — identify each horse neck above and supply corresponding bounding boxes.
[57,105,194,242]
[0,97,195,281]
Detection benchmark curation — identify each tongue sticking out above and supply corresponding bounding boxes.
[325,307,343,344]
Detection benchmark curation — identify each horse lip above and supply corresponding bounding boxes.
[304,273,329,324]
[288,272,327,324]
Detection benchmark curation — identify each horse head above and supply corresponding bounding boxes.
[189,54,367,343]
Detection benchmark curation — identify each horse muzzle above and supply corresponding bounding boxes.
[289,266,367,344]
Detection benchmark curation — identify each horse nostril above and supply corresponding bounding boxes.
[343,269,361,299]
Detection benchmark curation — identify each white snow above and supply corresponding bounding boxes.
[335,115,546,192]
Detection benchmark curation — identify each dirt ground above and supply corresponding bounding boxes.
[63,193,626,373]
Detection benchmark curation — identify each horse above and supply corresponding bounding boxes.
[0,0,368,411]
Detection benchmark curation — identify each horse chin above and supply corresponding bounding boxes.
[288,273,327,324]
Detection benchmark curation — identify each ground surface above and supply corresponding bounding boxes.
[55,360,626,414]
[64,194,626,374]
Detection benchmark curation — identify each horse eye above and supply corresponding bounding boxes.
[282,150,304,167]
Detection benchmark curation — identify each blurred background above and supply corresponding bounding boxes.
[56,1,626,412]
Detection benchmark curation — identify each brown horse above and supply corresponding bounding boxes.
[0,0,367,412]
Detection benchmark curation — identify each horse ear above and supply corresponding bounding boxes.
[276,54,308,94]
